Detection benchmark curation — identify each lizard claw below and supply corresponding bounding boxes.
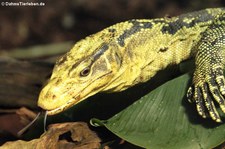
[187,85,194,103]
[187,66,225,122]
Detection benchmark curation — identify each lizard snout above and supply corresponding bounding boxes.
[38,83,67,111]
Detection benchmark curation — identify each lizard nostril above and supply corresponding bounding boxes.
[52,95,56,99]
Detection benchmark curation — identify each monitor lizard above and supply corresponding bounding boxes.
[38,8,225,122]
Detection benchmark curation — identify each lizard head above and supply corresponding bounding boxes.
[38,32,124,115]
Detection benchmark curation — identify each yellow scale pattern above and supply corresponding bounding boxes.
[38,8,225,122]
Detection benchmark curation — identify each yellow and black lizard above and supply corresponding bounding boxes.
[38,8,225,122]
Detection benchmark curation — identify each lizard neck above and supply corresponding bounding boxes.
[127,28,204,85]
[101,8,225,92]
[107,21,210,92]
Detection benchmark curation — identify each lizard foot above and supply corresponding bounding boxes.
[187,65,225,122]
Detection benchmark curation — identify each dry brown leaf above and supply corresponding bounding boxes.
[0,122,101,149]
[0,107,38,137]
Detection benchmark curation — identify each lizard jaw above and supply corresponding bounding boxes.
[46,94,81,115]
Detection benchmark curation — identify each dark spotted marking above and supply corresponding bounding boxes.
[161,9,215,35]
[159,47,168,52]
[208,22,223,30]
[211,39,218,46]
[217,14,225,25]
[208,34,225,48]
[92,44,109,61]
[209,77,217,87]
[216,67,224,76]
[117,20,153,47]
[210,56,219,65]
[108,28,116,33]
[108,28,116,38]
[117,9,218,47]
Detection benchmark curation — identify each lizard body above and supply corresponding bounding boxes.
[38,8,225,122]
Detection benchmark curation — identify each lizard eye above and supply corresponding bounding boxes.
[80,67,91,77]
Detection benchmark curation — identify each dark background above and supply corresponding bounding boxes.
[0,1,225,148]
[0,0,225,50]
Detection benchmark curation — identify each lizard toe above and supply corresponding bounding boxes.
[208,82,225,114]
[194,86,207,118]
[207,66,225,114]
[201,83,222,122]
[216,76,225,95]
[215,77,225,114]
[214,66,225,95]
[209,86,225,113]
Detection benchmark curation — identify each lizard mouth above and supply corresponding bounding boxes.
[46,94,81,115]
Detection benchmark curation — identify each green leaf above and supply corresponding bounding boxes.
[91,73,225,149]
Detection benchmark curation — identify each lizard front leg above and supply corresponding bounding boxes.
[187,19,225,122]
